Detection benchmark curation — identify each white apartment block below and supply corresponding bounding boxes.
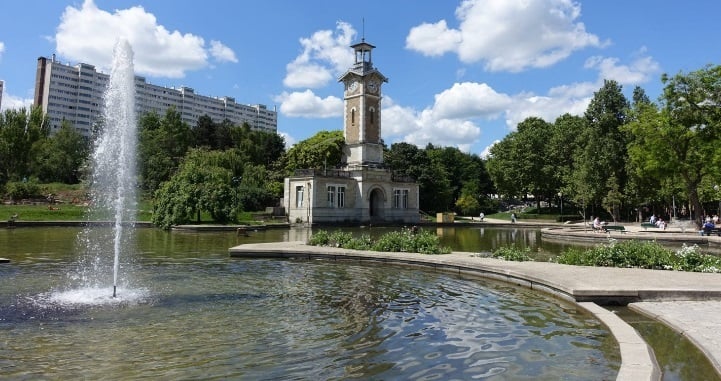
[34,55,277,137]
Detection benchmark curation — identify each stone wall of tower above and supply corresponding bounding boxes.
[345,97,361,144]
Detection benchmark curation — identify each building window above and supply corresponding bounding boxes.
[327,185,345,208]
[296,186,304,208]
[393,188,409,209]
[351,109,355,125]
[370,107,375,125]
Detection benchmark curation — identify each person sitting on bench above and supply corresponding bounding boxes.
[703,221,715,236]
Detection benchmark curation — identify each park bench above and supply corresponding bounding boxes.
[602,225,626,233]
[641,222,658,230]
[702,227,721,236]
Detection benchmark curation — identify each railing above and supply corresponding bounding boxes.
[293,168,351,178]
[293,167,416,183]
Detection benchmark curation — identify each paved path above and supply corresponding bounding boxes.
[229,240,721,381]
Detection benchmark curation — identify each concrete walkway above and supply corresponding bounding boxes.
[229,238,721,381]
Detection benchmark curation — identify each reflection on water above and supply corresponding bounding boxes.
[0,227,620,380]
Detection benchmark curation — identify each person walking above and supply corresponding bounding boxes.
[511,212,517,223]
[479,212,485,222]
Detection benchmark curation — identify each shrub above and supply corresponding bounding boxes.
[5,180,42,200]
[307,228,450,254]
[554,240,721,272]
[344,234,372,251]
[328,230,353,247]
[307,230,330,246]
[491,246,532,262]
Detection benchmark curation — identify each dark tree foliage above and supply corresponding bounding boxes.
[283,130,344,173]
[577,79,630,220]
[152,148,237,229]
[30,121,89,184]
[138,108,193,192]
[0,106,48,184]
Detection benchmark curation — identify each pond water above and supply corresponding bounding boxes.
[0,227,620,380]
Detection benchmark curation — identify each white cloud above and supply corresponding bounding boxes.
[381,93,485,150]
[274,90,343,118]
[0,41,5,61]
[406,0,605,72]
[0,91,34,112]
[55,0,236,78]
[584,54,661,85]
[277,131,297,149]
[382,52,659,153]
[283,22,356,88]
[405,20,461,57]
[480,140,500,159]
[433,82,511,119]
[209,40,238,63]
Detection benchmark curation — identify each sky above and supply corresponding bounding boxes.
[1,0,720,157]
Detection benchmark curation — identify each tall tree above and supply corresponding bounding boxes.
[384,142,453,213]
[30,121,89,183]
[575,80,630,220]
[283,130,344,173]
[152,148,237,229]
[625,65,721,226]
[138,108,193,192]
[0,106,48,183]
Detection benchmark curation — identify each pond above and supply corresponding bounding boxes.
[0,226,621,380]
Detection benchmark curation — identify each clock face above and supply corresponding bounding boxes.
[368,81,378,93]
[348,80,358,92]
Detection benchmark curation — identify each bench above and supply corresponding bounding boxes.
[641,222,658,230]
[603,225,626,233]
[702,227,721,236]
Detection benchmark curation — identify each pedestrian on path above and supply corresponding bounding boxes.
[479,212,485,222]
[511,212,517,223]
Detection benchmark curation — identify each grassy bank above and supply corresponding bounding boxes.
[1,202,154,222]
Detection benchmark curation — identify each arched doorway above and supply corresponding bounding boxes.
[369,188,384,222]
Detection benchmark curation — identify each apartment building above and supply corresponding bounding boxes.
[33,55,277,136]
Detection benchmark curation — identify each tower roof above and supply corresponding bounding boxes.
[338,39,388,83]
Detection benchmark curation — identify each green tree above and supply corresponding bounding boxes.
[487,117,556,206]
[30,121,89,183]
[283,130,344,173]
[549,114,587,206]
[426,145,492,209]
[152,148,236,229]
[138,108,193,192]
[624,64,721,226]
[385,142,453,213]
[574,80,630,215]
[0,106,48,184]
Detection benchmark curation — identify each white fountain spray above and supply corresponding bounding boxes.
[87,38,138,298]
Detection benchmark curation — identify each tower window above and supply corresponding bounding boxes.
[351,109,355,125]
[369,108,375,125]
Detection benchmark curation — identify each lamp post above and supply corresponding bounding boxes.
[232,176,241,210]
[715,185,721,216]
[558,191,563,222]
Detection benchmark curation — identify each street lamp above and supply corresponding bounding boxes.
[715,185,721,216]
[558,191,563,222]
[232,176,241,210]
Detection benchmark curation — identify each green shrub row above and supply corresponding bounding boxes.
[555,240,721,272]
[491,246,532,261]
[307,228,451,255]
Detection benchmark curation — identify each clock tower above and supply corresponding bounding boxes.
[283,38,418,225]
[338,39,388,167]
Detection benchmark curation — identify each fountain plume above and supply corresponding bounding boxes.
[75,38,138,298]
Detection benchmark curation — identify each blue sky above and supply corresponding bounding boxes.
[1,0,720,157]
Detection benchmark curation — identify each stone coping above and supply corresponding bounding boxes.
[229,241,702,380]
